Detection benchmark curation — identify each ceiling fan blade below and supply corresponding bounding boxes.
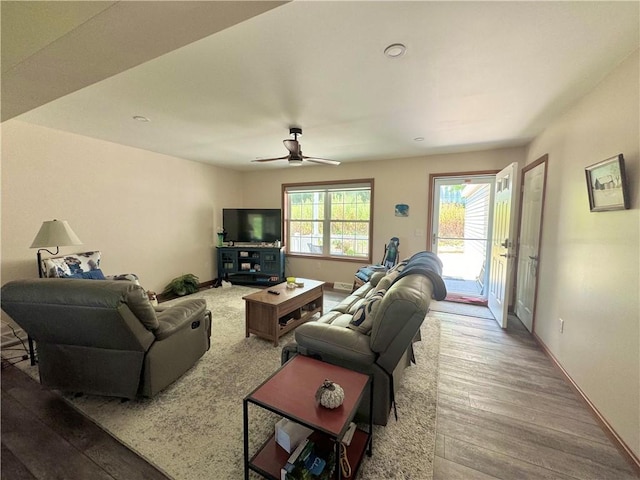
[283,139,299,154]
[251,155,289,163]
[303,156,341,166]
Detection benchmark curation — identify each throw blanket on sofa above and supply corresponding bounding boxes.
[392,251,447,300]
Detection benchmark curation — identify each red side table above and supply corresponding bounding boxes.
[243,355,373,479]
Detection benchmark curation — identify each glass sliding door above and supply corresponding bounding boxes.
[431,175,495,302]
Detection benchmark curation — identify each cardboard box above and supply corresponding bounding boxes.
[275,418,313,453]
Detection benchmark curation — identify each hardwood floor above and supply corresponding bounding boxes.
[2,291,637,479]
[432,310,638,480]
[1,361,171,480]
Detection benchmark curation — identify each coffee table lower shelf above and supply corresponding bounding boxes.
[249,429,370,479]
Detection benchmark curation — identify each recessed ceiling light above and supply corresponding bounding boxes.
[414,137,425,142]
[133,115,150,122]
[384,43,406,58]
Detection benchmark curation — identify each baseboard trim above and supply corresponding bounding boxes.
[533,332,640,475]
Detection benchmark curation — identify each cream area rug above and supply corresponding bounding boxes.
[16,285,440,480]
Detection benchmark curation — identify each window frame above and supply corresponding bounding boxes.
[282,179,374,263]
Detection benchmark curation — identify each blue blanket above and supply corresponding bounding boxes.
[392,251,447,300]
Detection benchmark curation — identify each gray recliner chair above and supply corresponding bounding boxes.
[1,278,211,399]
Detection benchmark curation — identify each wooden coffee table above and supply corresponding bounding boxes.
[243,278,325,346]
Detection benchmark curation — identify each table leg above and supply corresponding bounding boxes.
[245,304,250,338]
[243,399,249,480]
[368,377,374,456]
[273,322,279,347]
[28,336,36,366]
[272,307,278,346]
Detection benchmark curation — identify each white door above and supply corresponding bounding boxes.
[515,159,547,332]
[488,162,519,328]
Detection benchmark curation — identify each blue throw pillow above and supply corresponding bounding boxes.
[64,269,106,280]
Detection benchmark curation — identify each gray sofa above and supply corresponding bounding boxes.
[1,278,211,399]
[282,251,446,425]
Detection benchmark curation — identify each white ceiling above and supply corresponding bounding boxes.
[5,1,639,171]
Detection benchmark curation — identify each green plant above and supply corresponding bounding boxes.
[163,273,200,296]
[439,202,465,250]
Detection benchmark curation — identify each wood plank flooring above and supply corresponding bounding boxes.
[1,361,171,480]
[432,309,639,480]
[1,290,637,479]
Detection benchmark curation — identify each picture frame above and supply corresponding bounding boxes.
[394,204,409,217]
[585,154,630,212]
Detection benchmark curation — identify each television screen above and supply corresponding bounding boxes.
[223,209,282,243]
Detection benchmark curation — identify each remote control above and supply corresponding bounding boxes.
[268,290,280,295]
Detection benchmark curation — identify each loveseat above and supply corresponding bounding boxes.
[1,279,211,399]
[282,251,446,425]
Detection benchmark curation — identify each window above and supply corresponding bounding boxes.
[283,179,373,261]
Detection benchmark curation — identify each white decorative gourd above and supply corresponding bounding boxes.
[315,379,345,409]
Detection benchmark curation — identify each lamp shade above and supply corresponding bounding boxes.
[30,220,83,248]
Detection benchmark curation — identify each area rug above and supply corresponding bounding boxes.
[15,285,440,479]
[430,299,495,320]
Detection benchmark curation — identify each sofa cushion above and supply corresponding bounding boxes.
[332,294,365,314]
[369,271,386,286]
[347,290,385,334]
[315,311,343,325]
[330,313,354,328]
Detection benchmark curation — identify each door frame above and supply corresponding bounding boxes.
[513,154,548,333]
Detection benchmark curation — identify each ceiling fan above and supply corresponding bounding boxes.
[251,127,340,166]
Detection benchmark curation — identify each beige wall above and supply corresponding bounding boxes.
[526,51,639,457]
[242,147,524,285]
[1,120,243,294]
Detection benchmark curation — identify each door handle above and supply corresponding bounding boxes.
[501,240,509,248]
[528,255,538,261]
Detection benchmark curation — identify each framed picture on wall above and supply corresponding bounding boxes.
[585,154,630,212]
[395,204,409,217]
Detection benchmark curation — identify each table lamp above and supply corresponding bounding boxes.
[30,219,83,278]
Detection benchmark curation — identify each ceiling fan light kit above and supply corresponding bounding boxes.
[251,127,340,167]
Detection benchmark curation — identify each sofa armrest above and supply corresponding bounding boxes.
[154,299,207,340]
[106,273,140,285]
[294,322,375,366]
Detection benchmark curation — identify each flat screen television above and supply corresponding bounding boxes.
[222,208,282,243]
